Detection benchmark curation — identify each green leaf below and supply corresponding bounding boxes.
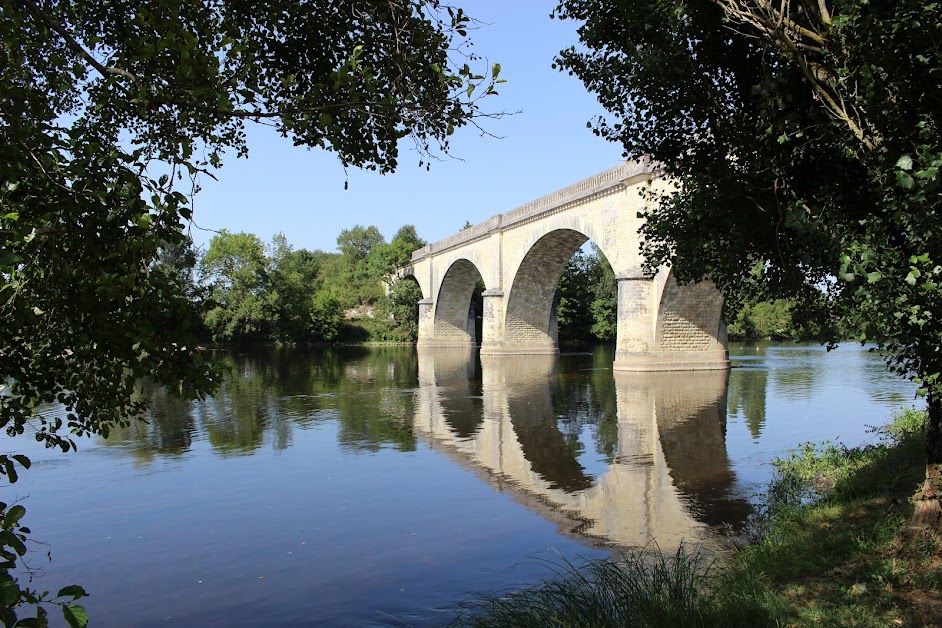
[0,531,26,557]
[10,456,29,470]
[0,251,23,267]
[896,171,914,189]
[896,154,913,171]
[3,459,17,484]
[866,271,882,283]
[0,574,19,606]
[56,585,88,600]
[3,505,26,527]
[62,604,88,628]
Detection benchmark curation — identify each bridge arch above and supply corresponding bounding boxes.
[398,265,429,300]
[505,212,621,274]
[503,229,591,349]
[432,258,486,346]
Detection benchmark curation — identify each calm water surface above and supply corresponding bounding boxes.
[5,343,921,626]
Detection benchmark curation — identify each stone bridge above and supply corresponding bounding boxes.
[403,161,728,371]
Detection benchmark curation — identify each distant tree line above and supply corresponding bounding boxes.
[163,224,426,345]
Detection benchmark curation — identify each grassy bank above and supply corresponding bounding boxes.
[452,408,942,626]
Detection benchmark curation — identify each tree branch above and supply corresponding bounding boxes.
[22,0,139,84]
[711,0,879,151]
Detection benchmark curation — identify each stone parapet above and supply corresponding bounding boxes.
[411,159,657,263]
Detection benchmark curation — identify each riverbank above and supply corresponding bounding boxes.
[452,408,942,626]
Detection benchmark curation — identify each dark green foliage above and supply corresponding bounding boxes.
[338,317,413,344]
[555,0,942,510]
[309,289,344,342]
[378,278,424,342]
[337,225,385,263]
[331,225,387,307]
[392,224,425,252]
[728,299,797,340]
[200,230,273,342]
[368,224,427,293]
[198,231,365,344]
[555,245,616,345]
[195,225,423,345]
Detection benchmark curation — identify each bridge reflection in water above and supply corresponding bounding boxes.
[413,348,751,550]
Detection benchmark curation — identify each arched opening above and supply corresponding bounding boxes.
[554,242,618,347]
[504,230,617,348]
[435,259,485,345]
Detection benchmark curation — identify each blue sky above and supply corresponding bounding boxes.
[188,1,625,253]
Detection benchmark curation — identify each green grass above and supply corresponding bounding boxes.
[451,408,942,627]
[450,546,708,628]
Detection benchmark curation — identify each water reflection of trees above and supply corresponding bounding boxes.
[104,346,753,547]
[767,347,824,400]
[104,347,422,459]
[727,367,769,440]
[555,348,620,463]
[102,380,198,463]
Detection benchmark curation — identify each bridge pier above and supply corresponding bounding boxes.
[613,271,728,371]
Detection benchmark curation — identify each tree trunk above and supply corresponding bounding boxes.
[911,391,942,543]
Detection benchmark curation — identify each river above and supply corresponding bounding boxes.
[4,342,921,626]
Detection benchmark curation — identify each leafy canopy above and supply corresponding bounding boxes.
[554,0,941,393]
[0,0,501,622]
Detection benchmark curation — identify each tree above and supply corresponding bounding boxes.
[309,289,344,342]
[368,224,427,285]
[379,278,424,341]
[334,225,387,307]
[199,230,272,342]
[554,246,617,345]
[392,224,426,252]
[337,225,386,263]
[554,0,942,535]
[588,246,617,342]
[0,0,502,621]
[268,235,326,342]
[555,250,595,344]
